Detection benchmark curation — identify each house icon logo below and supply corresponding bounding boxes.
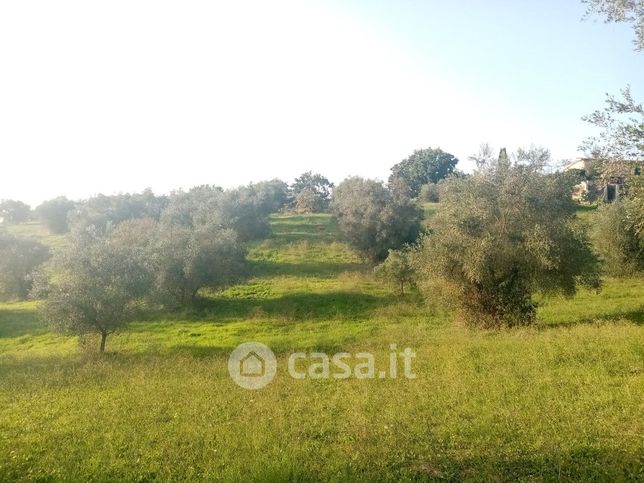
[228,342,277,389]
[240,351,265,377]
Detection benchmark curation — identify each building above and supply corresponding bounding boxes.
[564,158,642,202]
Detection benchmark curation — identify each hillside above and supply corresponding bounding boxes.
[0,213,642,481]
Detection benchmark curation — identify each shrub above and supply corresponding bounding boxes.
[374,248,416,296]
[419,183,440,202]
[412,149,601,328]
[332,177,422,261]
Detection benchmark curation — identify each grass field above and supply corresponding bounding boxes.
[0,211,643,481]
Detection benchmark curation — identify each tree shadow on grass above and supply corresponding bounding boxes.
[248,259,365,278]
[0,308,47,339]
[539,308,644,329]
[409,446,641,481]
[172,290,397,323]
[130,291,396,328]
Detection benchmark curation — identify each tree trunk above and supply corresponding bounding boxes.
[99,331,107,354]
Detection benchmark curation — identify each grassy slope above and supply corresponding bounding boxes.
[0,212,643,481]
[5,222,67,250]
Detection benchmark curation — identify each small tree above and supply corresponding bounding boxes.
[291,172,333,212]
[413,148,601,328]
[36,231,151,353]
[419,183,440,203]
[35,197,76,234]
[0,233,49,300]
[374,248,416,296]
[0,200,31,224]
[332,177,422,261]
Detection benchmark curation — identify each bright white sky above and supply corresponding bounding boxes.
[1,0,642,206]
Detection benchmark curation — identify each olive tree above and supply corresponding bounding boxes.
[291,172,333,212]
[35,197,76,234]
[413,148,601,328]
[68,189,167,235]
[0,200,31,224]
[36,231,152,353]
[583,0,644,51]
[374,248,416,296]
[161,184,273,242]
[251,179,290,214]
[592,183,644,275]
[0,233,49,300]
[151,220,247,306]
[332,177,422,261]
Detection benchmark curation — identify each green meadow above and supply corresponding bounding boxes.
[0,212,643,481]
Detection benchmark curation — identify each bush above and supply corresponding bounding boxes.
[332,177,422,261]
[412,149,601,328]
[374,248,416,296]
[0,233,49,301]
[593,199,644,275]
[419,183,440,202]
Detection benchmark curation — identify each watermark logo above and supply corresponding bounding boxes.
[228,342,277,390]
[229,342,416,389]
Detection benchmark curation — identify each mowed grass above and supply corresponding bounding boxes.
[0,212,643,481]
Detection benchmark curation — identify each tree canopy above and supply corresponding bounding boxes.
[0,200,30,224]
[35,197,76,234]
[389,147,459,197]
[583,0,644,51]
[332,177,422,261]
[291,172,333,212]
[36,231,152,353]
[413,148,600,327]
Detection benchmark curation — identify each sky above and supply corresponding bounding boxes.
[1,0,642,206]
